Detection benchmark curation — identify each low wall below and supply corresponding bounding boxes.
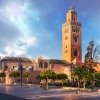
[62,87,98,92]
[5,70,41,85]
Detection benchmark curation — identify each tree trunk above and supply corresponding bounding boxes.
[78,79,80,94]
[53,80,55,86]
[14,77,15,84]
[46,77,48,90]
[27,77,29,87]
[83,81,86,91]
[62,82,63,87]
[1,77,3,84]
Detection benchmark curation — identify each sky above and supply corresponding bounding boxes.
[0,0,100,61]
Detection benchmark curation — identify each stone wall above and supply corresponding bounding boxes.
[5,70,41,85]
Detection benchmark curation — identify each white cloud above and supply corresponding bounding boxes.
[0,1,37,58]
[4,36,36,56]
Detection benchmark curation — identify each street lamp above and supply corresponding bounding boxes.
[20,65,23,86]
[13,65,33,86]
[13,65,23,86]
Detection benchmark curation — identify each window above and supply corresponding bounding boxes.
[5,66,8,69]
[74,50,78,56]
[65,50,68,53]
[74,37,78,42]
[39,62,43,68]
[13,66,15,69]
[65,29,68,33]
[65,36,68,40]
[32,67,34,70]
[44,62,48,68]
[72,26,75,32]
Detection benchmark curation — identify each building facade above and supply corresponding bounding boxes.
[62,6,82,63]
[34,57,71,79]
[0,56,34,71]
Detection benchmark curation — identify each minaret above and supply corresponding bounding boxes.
[62,6,82,63]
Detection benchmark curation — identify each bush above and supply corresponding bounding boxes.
[28,81,32,84]
[17,79,20,82]
[95,81,100,87]
[48,83,62,86]
[63,83,72,87]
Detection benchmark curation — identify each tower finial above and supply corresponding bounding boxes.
[70,5,73,10]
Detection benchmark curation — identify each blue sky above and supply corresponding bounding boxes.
[0,0,100,61]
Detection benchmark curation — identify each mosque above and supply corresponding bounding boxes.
[0,7,99,84]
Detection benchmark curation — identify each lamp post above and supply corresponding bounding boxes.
[20,65,23,86]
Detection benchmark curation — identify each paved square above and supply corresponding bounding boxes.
[0,84,100,100]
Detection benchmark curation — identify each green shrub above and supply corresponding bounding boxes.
[63,83,72,87]
[48,83,62,86]
[95,81,100,87]
[28,81,32,84]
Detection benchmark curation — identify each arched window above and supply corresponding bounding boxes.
[32,67,34,70]
[44,62,48,68]
[39,62,43,68]
[74,50,78,56]
[65,36,68,40]
[74,37,78,42]
[5,66,8,69]
[65,50,68,53]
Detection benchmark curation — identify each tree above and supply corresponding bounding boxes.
[23,71,32,86]
[94,72,100,80]
[94,72,100,87]
[9,71,20,83]
[72,66,85,93]
[50,72,57,85]
[57,73,68,86]
[40,70,53,89]
[72,66,83,82]
[36,75,43,80]
[0,72,6,84]
[72,66,94,89]
[84,40,100,72]
[82,68,94,89]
